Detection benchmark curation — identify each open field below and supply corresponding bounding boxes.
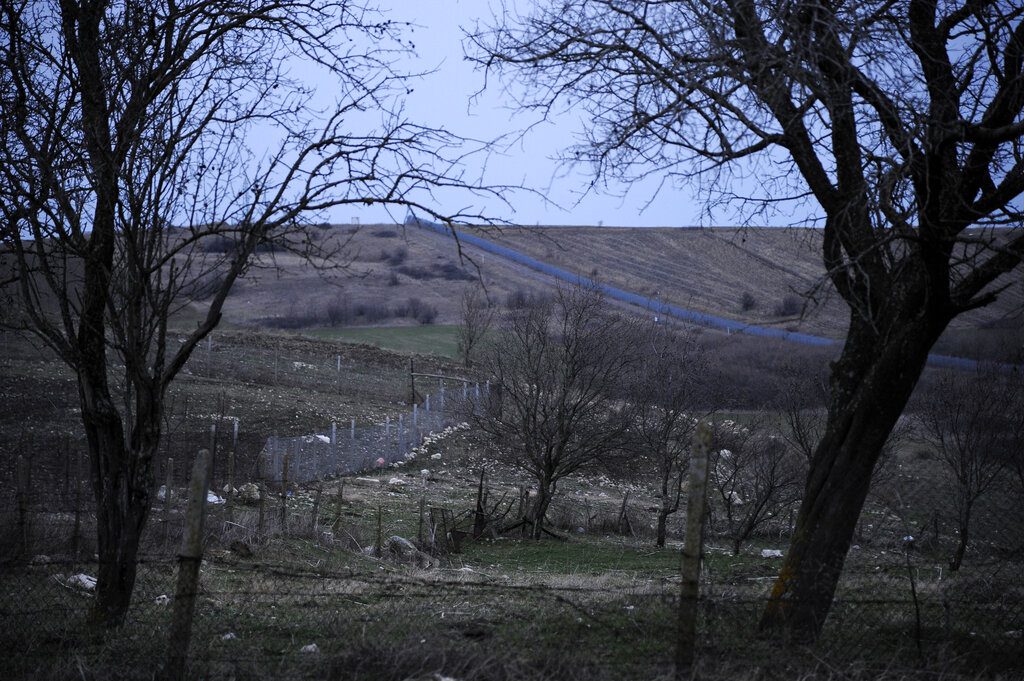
[305,325,462,359]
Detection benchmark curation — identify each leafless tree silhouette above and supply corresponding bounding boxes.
[469,0,1024,641]
[0,0,501,626]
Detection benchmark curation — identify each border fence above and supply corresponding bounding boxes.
[259,380,486,485]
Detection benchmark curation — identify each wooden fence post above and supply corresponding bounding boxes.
[332,480,346,532]
[676,423,711,679]
[72,452,83,559]
[311,487,322,534]
[257,483,266,537]
[280,452,290,534]
[164,458,174,516]
[16,455,30,559]
[166,449,213,681]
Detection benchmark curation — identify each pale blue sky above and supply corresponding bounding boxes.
[328,1,817,228]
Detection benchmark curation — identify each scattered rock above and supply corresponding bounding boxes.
[155,594,171,606]
[388,477,406,486]
[237,483,260,504]
[760,549,784,559]
[222,632,238,641]
[68,573,97,591]
[300,643,320,654]
[207,491,225,505]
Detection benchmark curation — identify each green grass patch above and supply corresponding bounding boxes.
[304,325,460,358]
[461,537,682,575]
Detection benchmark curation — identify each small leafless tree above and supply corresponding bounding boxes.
[624,323,705,547]
[0,0,499,626]
[708,420,806,555]
[780,367,830,464]
[473,285,638,539]
[920,365,1022,571]
[456,284,495,368]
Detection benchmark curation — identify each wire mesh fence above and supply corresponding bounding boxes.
[258,383,484,485]
[1,552,1021,681]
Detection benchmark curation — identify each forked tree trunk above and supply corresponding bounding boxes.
[529,481,554,540]
[760,312,946,642]
[82,380,159,627]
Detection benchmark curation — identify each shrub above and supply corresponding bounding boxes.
[354,302,391,323]
[402,297,437,324]
[435,262,475,281]
[387,247,408,266]
[325,298,353,326]
[199,236,236,254]
[372,229,398,238]
[740,291,757,311]
[396,264,432,280]
[387,272,400,286]
[505,287,530,309]
[773,294,801,317]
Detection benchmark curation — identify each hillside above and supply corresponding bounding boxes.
[194,223,1023,362]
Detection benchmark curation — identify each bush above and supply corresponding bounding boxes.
[354,302,391,323]
[387,247,408,266]
[387,272,400,286]
[401,297,437,324]
[773,294,801,317]
[199,236,236,254]
[740,291,757,311]
[435,262,475,281]
[506,287,530,309]
[325,298,353,326]
[372,229,398,238]
[396,264,431,280]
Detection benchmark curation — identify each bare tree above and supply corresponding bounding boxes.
[456,284,496,367]
[707,420,805,555]
[920,365,1021,571]
[624,323,705,547]
[473,285,637,539]
[0,0,498,626]
[469,0,1024,640]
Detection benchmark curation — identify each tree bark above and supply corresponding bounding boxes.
[83,381,159,627]
[529,481,553,540]
[950,504,971,572]
[760,310,947,642]
[656,509,669,548]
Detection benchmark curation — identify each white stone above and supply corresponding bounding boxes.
[300,643,320,654]
[388,477,406,486]
[155,594,171,606]
[68,573,97,591]
[222,632,237,641]
[760,549,784,559]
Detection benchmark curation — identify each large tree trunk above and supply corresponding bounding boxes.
[81,376,159,627]
[760,311,947,642]
[656,508,669,548]
[529,480,554,540]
